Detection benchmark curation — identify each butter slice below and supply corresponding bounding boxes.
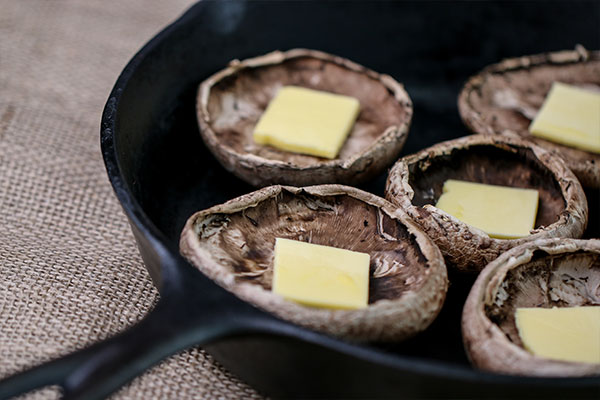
[435,179,539,239]
[253,86,360,159]
[516,307,600,364]
[529,82,600,154]
[272,238,370,309]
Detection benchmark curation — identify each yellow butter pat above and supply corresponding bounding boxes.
[253,86,360,159]
[435,179,538,239]
[272,238,370,309]
[529,82,600,154]
[516,306,600,364]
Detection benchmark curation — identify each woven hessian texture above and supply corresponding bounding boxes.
[0,1,263,398]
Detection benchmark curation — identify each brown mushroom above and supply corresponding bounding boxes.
[180,185,447,342]
[385,134,587,273]
[458,46,600,188]
[197,49,413,187]
[462,238,600,377]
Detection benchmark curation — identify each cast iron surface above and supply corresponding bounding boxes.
[1,1,599,399]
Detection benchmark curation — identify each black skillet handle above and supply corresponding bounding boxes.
[0,298,223,400]
[0,259,279,400]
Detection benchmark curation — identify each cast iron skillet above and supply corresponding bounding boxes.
[1,1,599,399]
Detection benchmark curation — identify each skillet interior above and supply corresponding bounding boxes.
[111,0,600,397]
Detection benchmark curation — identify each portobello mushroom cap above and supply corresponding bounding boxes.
[180,185,448,342]
[462,238,600,377]
[197,49,413,187]
[458,47,600,188]
[384,134,587,273]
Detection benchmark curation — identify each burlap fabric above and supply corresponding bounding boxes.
[0,1,263,398]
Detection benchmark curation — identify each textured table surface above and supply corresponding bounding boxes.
[0,1,262,398]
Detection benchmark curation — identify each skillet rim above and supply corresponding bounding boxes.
[99,0,600,391]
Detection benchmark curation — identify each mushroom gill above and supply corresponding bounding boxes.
[180,185,447,342]
[197,49,412,187]
[462,238,600,377]
[385,134,587,272]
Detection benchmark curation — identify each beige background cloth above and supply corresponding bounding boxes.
[0,1,262,398]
